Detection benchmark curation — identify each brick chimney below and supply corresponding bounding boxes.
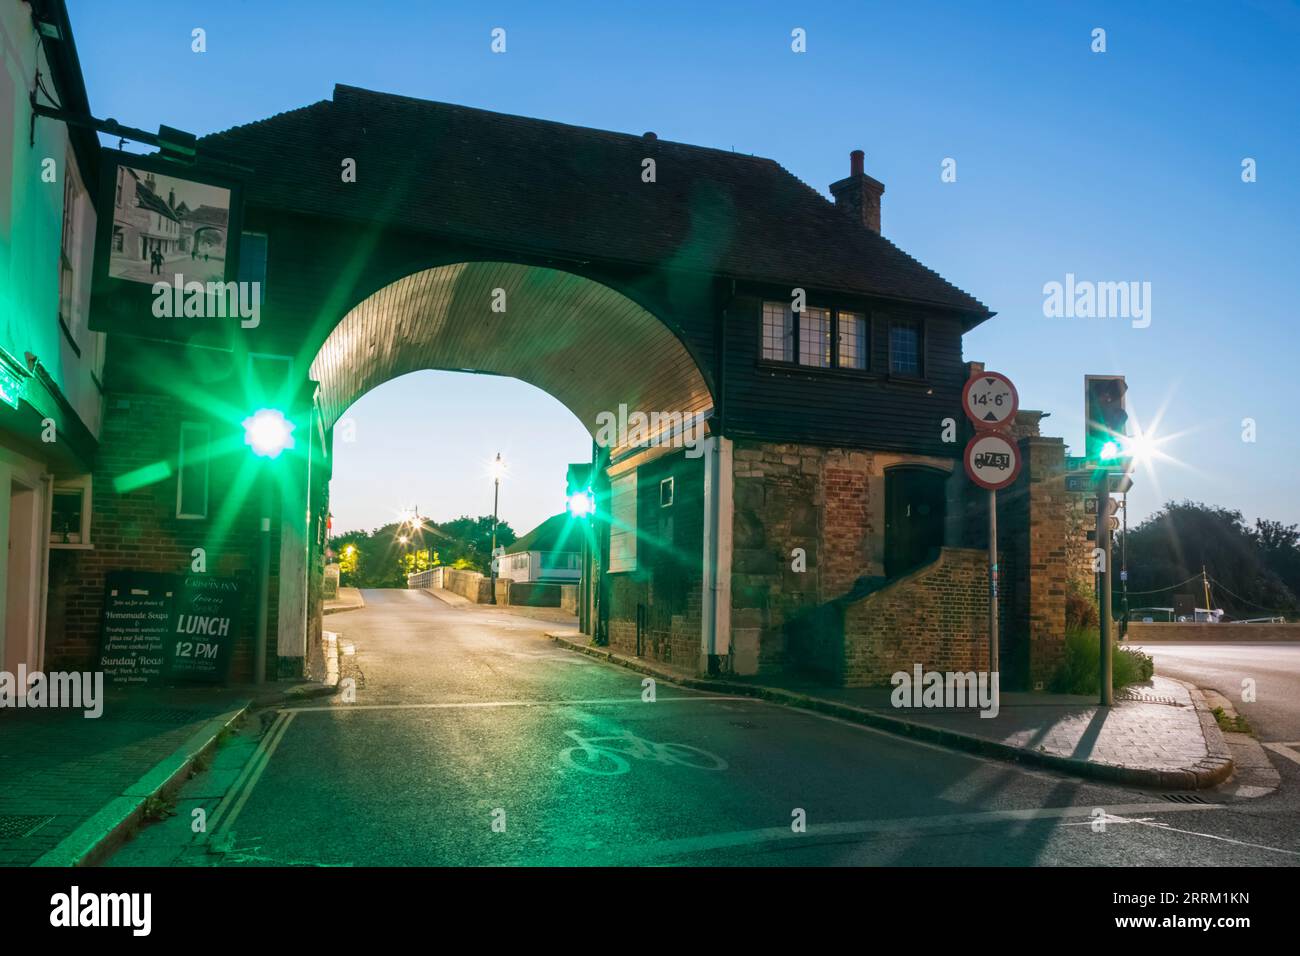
[829,149,884,234]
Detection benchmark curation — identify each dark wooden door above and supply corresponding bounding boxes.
[884,467,947,577]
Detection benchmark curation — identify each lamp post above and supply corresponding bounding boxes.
[489,452,504,604]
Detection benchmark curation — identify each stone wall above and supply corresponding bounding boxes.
[730,439,958,676]
[444,568,491,603]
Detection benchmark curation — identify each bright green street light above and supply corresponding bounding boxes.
[242,408,295,459]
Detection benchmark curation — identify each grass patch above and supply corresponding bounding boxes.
[1050,627,1155,695]
[140,793,177,822]
[1212,706,1252,734]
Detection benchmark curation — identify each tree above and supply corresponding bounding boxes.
[1124,501,1297,617]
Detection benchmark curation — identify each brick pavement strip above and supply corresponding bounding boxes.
[0,702,248,868]
[542,630,1235,791]
[29,704,250,868]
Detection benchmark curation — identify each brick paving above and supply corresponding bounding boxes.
[0,686,275,866]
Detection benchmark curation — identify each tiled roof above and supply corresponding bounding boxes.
[200,85,991,319]
[505,513,581,555]
[133,181,178,221]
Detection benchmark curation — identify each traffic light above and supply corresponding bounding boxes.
[566,462,595,518]
[1084,375,1129,467]
[242,408,295,459]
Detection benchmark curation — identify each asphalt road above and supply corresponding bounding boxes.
[110,591,1300,867]
[1131,643,1300,742]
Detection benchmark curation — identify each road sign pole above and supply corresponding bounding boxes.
[1097,476,1113,706]
[988,489,999,679]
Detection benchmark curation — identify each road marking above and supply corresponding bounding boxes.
[559,729,729,775]
[1262,741,1300,766]
[284,695,745,714]
[204,710,298,850]
[544,802,1227,865]
[1110,815,1300,858]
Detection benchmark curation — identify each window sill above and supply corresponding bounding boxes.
[50,542,94,551]
[757,360,877,381]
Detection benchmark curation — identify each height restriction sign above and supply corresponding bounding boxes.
[962,371,1019,431]
[964,432,1021,491]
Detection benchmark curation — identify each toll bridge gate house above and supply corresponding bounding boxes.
[46,81,1076,690]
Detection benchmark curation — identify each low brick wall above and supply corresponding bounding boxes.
[1127,622,1300,642]
[825,548,990,687]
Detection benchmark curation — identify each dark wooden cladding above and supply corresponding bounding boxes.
[720,292,967,457]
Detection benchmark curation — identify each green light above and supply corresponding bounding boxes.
[1100,440,1121,462]
[567,489,595,518]
[114,461,173,494]
[243,408,295,459]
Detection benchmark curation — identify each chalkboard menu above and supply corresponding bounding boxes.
[98,571,175,685]
[98,571,243,685]
[166,573,241,683]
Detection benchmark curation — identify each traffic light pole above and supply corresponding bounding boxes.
[254,470,272,685]
[1097,474,1113,706]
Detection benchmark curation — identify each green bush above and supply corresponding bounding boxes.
[1065,580,1099,631]
[1050,627,1154,695]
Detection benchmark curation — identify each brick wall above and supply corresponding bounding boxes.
[837,547,990,686]
[46,392,279,681]
[988,437,1071,690]
[730,439,957,675]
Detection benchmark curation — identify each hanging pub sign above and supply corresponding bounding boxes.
[97,570,244,686]
[89,148,246,348]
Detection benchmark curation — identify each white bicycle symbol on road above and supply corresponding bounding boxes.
[559,729,729,776]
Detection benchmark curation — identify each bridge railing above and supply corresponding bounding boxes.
[407,567,445,590]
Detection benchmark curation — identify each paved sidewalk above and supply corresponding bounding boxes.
[0,679,331,867]
[324,586,365,615]
[544,631,1234,791]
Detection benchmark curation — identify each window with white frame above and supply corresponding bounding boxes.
[608,472,638,572]
[59,150,89,339]
[177,422,211,519]
[50,476,93,548]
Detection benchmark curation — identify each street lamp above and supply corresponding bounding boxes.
[489,452,504,604]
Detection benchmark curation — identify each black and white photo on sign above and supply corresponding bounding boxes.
[108,163,232,285]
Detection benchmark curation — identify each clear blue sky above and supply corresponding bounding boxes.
[69,0,1300,535]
